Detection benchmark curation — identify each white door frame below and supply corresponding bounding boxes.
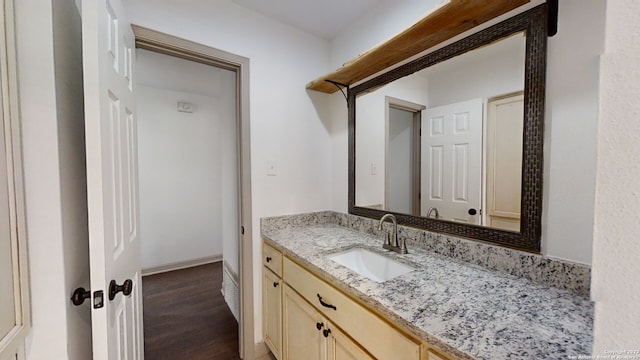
[131,26,255,359]
[384,96,425,216]
[0,0,30,358]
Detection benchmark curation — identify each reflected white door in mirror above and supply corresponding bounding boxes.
[485,93,524,231]
[421,98,483,225]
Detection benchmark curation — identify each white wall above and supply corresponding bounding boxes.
[138,86,223,269]
[592,0,640,352]
[425,33,525,107]
[330,0,444,70]
[542,0,605,265]
[15,0,91,358]
[136,49,237,272]
[331,0,605,265]
[125,0,333,343]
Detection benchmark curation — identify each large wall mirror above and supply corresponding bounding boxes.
[348,4,548,252]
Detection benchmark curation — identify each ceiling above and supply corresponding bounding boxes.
[231,0,387,40]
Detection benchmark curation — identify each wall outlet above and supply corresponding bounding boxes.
[267,160,277,176]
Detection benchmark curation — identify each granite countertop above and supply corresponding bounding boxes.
[262,224,593,360]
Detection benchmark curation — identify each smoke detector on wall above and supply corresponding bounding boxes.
[177,101,195,113]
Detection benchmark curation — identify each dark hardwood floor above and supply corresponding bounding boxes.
[143,262,241,360]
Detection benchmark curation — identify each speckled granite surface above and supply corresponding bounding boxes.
[262,211,591,296]
[261,213,593,360]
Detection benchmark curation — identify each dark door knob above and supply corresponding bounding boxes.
[468,208,477,216]
[109,279,133,301]
[71,287,91,306]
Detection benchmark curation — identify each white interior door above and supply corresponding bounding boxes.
[82,0,143,359]
[485,94,524,231]
[421,99,483,223]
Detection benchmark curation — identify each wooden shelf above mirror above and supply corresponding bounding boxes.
[307,0,530,94]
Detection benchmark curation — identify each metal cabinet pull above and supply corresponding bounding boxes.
[273,281,279,288]
[323,329,331,338]
[266,256,272,262]
[316,322,324,330]
[317,294,337,310]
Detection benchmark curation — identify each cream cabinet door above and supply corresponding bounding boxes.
[326,325,373,360]
[263,268,282,359]
[282,285,325,360]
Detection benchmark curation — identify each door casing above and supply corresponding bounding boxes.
[131,25,255,359]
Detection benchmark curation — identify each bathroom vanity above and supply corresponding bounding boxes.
[261,212,593,360]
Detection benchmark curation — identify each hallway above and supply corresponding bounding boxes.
[143,263,240,359]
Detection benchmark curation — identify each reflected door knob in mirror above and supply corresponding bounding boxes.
[468,208,477,216]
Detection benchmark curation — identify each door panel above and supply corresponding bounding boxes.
[82,0,142,358]
[282,285,324,360]
[0,1,28,357]
[0,113,16,341]
[486,94,524,231]
[421,99,483,224]
[264,269,282,359]
[327,324,373,360]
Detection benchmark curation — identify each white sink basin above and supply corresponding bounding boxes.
[328,248,415,282]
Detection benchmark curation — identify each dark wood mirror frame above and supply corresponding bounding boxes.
[348,4,548,252]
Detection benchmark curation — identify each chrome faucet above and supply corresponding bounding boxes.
[378,214,408,254]
[426,207,439,219]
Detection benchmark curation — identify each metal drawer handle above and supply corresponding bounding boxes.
[273,281,279,288]
[317,294,337,311]
[316,322,324,330]
[266,256,272,262]
[323,328,331,338]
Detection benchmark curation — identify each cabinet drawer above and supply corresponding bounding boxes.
[283,257,421,360]
[263,242,282,276]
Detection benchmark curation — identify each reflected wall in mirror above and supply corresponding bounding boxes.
[348,5,547,252]
[355,32,525,232]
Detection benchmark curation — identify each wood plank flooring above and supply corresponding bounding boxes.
[143,262,241,360]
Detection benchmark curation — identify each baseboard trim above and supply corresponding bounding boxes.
[141,255,222,276]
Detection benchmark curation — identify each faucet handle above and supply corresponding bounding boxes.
[398,236,409,254]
